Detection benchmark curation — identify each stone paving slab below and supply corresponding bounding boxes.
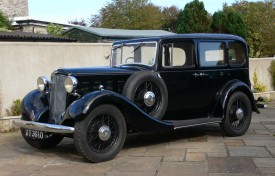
[228,146,271,158]
[208,157,257,174]
[0,101,274,175]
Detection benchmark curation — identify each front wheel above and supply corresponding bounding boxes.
[74,104,126,163]
[220,91,252,137]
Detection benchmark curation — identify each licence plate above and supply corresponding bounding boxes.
[25,129,45,139]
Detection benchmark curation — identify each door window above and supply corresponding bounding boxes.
[199,42,226,67]
[162,41,195,68]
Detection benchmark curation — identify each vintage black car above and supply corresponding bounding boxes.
[14,34,264,163]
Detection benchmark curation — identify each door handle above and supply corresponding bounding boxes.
[200,73,208,77]
[192,73,208,77]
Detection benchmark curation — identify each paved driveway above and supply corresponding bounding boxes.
[0,102,275,176]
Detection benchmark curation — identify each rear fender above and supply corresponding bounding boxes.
[63,90,173,132]
[20,89,49,122]
[212,80,259,118]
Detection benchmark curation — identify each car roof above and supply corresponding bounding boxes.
[113,33,245,45]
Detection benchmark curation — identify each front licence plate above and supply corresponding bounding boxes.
[25,129,45,139]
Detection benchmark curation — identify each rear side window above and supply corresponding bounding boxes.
[228,42,246,66]
[199,42,226,67]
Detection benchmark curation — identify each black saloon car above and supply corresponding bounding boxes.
[14,34,262,162]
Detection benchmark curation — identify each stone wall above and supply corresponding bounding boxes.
[249,58,275,91]
[0,0,28,18]
[0,42,112,116]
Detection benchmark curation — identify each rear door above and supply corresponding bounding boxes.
[196,40,229,113]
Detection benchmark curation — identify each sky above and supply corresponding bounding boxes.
[28,0,260,24]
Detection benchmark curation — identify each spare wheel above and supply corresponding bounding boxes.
[122,71,168,119]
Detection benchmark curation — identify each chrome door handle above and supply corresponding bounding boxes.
[193,73,208,77]
[200,73,208,77]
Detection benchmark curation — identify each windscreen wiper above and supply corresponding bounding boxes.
[131,43,145,53]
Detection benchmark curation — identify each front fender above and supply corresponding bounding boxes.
[212,80,259,118]
[20,89,49,122]
[63,90,174,132]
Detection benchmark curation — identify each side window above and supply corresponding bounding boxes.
[228,41,246,66]
[199,42,226,67]
[162,41,195,68]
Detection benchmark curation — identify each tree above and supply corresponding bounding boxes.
[161,6,179,32]
[46,23,63,36]
[89,0,163,30]
[176,0,211,33]
[68,18,87,26]
[223,0,275,57]
[0,11,11,31]
[211,11,247,39]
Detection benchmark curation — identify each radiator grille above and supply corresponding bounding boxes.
[50,74,67,122]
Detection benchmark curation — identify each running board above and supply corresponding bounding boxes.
[167,118,222,130]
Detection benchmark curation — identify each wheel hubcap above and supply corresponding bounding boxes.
[236,108,244,120]
[144,91,156,107]
[98,125,111,141]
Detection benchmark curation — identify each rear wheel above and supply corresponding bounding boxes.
[220,91,252,136]
[21,128,63,149]
[74,104,126,163]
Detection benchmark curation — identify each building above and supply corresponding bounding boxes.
[0,31,76,42]
[0,0,28,18]
[63,26,175,43]
[12,17,74,34]
[0,0,73,34]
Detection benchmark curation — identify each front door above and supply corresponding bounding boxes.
[159,40,208,119]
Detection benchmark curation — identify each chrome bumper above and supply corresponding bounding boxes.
[12,119,75,134]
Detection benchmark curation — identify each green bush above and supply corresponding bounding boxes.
[6,99,21,116]
[270,60,275,90]
[252,71,267,92]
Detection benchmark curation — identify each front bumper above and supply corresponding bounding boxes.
[12,119,75,134]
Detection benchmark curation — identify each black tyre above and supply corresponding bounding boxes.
[21,128,63,149]
[122,71,168,119]
[74,104,126,163]
[220,91,252,137]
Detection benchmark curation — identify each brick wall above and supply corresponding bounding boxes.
[0,0,28,18]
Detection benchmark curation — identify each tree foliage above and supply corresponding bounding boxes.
[68,18,87,26]
[176,0,211,33]
[0,11,11,30]
[46,23,63,36]
[161,5,179,32]
[223,0,275,57]
[211,11,247,39]
[90,0,163,30]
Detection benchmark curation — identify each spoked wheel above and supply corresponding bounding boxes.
[123,71,168,119]
[133,81,161,116]
[86,114,119,153]
[220,91,252,136]
[74,104,126,163]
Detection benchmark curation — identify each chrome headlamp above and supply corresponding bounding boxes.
[64,76,78,93]
[37,76,50,92]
